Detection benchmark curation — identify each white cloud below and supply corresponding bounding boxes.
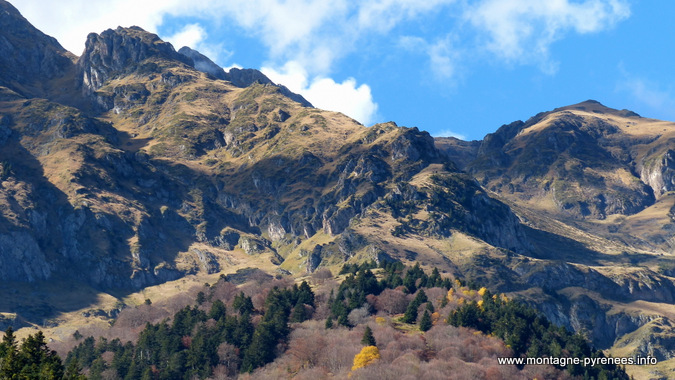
[165,23,206,50]
[466,0,630,72]
[14,0,630,74]
[356,0,458,32]
[13,0,180,54]
[263,62,379,125]
[400,36,460,81]
[12,0,633,128]
[434,129,466,140]
[164,23,229,64]
[624,79,672,110]
[205,0,460,74]
[617,69,675,120]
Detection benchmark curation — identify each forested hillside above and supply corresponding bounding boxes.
[3,265,625,379]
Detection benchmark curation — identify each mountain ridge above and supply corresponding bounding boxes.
[1,2,675,377]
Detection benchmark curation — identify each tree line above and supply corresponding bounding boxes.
[0,260,630,379]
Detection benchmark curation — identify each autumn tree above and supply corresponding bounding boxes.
[351,345,380,371]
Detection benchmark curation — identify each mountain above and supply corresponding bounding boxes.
[1,2,674,378]
[437,99,675,254]
[0,3,527,297]
[437,100,675,374]
[0,23,526,289]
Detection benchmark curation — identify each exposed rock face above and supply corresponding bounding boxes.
[640,149,675,198]
[77,26,193,95]
[306,245,323,273]
[534,292,656,349]
[438,100,663,220]
[0,232,51,282]
[192,248,220,274]
[177,46,313,107]
[239,236,268,255]
[178,46,227,80]
[613,318,675,362]
[0,0,74,98]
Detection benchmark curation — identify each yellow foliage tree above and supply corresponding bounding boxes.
[477,287,488,297]
[351,346,380,371]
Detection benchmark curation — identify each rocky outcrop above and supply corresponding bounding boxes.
[613,318,675,362]
[178,46,227,80]
[534,292,657,349]
[640,149,675,199]
[77,26,193,95]
[601,268,675,303]
[306,245,323,273]
[0,231,51,282]
[177,46,312,107]
[192,248,220,274]
[239,236,269,255]
[0,0,74,98]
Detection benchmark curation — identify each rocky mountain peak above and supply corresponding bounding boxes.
[0,0,74,98]
[177,46,227,80]
[77,26,193,94]
[177,46,312,106]
[554,99,641,118]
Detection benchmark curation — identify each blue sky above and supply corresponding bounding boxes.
[12,0,675,141]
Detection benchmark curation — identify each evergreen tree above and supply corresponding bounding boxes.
[419,310,432,332]
[290,303,308,323]
[63,359,87,380]
[233,292,254,315]
[196,291,206,305]
[296,281,315,307]
[14,331,65,379]
[0,327,19,378]
[0,326,17,357]
[209,299,227,321]
[428,267,441,287]
[337,312,350,327]
[401,289,428,323]
[240,322,278,372]
[325,316,334,329]
[361,326,376,346]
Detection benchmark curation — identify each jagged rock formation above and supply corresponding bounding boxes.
[176,46,312,106]
[0,0,78,106]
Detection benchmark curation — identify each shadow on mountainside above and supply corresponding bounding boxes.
[522,225,604,266]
